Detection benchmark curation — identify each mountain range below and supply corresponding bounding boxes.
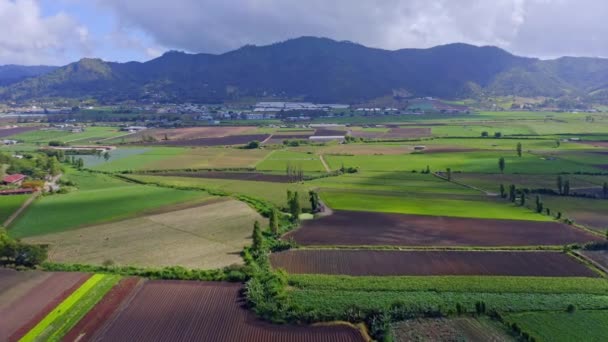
[2,37,608,104]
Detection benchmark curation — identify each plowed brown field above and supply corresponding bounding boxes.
[138,126,254,140]
[149,134,271,146]
[270,250,597,277]
[94,281,364,342]
[285,210,601,246]
[0,126,39,138]
[1,271,89,341]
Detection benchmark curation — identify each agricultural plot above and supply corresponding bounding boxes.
[270,250,597,277]
[256,150,327,172]
[0,126,39,138]
[504,310,608,342]
[453,173,607,193]
[8,126,124,144]
[324,150,603,173]
[0,270,89,341]
[391,317,512,342]
[128,174,312,210]
[28,199,266,269]
[156,171,293,183]
[148,134,270,147]
[19,274,120,342]
[9,171,212,238]
[0,194,31,223]
[95,280,364,342]
[535,195,608,232]
[580,250,608,271]
[88,147,269,172]
[285,210,600,246]
[320,190,551,221]
[122,126,255,142]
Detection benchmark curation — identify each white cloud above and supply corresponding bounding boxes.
[0,0,91,65]
[97,0,608,58]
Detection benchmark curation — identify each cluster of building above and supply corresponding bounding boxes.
[253,102,349,112]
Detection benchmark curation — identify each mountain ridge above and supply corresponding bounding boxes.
[2,37,608,103]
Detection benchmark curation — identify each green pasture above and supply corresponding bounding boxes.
[504,310,608,342]
[320,189,552,221]
[453,173,607,193]
[0,194,30,223]
[324,150,602,174]
[125,174,312,210]
[10,171,211,238]
[8,126,124,144]
[256,150,327,172]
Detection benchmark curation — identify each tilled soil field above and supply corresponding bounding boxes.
[391,318,511,342]
[350,127,431,139]
[131,126,254,141]
[0,126,39,138]
[580,250,608,271]
[94,281,364,342]
[270,250,597,277]
[285,210,601,246]
[148,134,271,147]
[2,271,89,342]
[64,277,142,342]
[154,171,293,183]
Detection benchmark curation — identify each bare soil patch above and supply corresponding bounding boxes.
[580,250,608,271]
[270,250,596,277]
[95,281,364,342]
[350,127,431,139]
[0,126,39,138]
[4,272,89,342]
[133,126,254,141]
[155,171,292,183]
[64,277,142,342]
[285,210,601,247]
[148,134,271,146]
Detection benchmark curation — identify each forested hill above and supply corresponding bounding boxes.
[2,37,608,103]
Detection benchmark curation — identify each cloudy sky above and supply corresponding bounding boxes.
[1,0,606,65]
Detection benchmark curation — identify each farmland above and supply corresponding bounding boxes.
[284,210,599,246]
[95,280,365,341]
[9,171,213,238]
[27,199,266,269]
[270,250,597,277]
[0,194,31,223]
[391,317,512,342]
[504,310,608,342]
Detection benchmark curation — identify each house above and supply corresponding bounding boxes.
[3,174,26,185]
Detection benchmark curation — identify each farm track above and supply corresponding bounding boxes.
[94,281,365,342]
[3,191,39,227]
[285,210,602,247]
[270,250,598,277]
[319,154,331,173]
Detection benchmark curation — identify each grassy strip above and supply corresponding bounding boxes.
[503,310,608,342]
[20,274,120,342]
[288,275,608,295]
[42,262,250,282]
[287,290,608,319]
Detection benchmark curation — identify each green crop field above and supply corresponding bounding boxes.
[320,189,551,221]
[8,126,124,144]
[20,274,120,342]
[125,174,312,210]
[9,171,212,238]
[256,150,327,172]
[504,310,608,342]
[0,194,31,223]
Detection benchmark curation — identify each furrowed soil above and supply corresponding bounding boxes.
[285,210,601,246]
[0,126,39,138]
[270,250,597,277]
[132,126,254,141]
[63,277,142,342]
[146,134,271,146]
[3,272,89,342]
[94,281,364,342]
[391,317,513,342]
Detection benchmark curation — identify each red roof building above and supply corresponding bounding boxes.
[3,174,26,185]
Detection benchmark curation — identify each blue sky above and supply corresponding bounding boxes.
[2,0,607,66]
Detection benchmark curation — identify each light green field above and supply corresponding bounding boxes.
[504,310,608,342]
[125,174,312,210]
[20,274,120,342]
[324,150,602,174]
[320,189,552,221]
[88,147,269,172]
[8,126,124,144]
[9,171,212,238]
[453,173,608,192]
[0,194,30,223]
[256,150,327,172]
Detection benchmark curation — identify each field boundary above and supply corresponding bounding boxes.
[4,192,40,228]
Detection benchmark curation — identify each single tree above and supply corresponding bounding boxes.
[309,190,320,212]
[446,168,452,181]
[563,180,570,196]
[252,221,264,252]
[289,191,301,221]
[494,132,502,138]
[481,131,489,137]
[498,157,505,173]
[516,142,522,157]
[104,152,111,162]
[499,184,506,198]
[509,184,516,202]
[77,158,84,169]
[557,175,563,195]
[519,193,526,206]
[555,139,561,148]
[425,165,430,174]
[269,208,279,235]
[546,208,551,216]
[535,195,544,213]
